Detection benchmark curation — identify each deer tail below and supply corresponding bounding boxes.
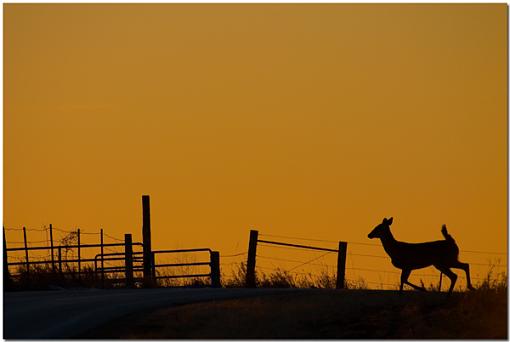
[441,224,455,243]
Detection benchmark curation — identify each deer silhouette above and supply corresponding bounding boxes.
[368,217,475,294]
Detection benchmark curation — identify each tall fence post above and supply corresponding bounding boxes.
[125,233,134,288]
[142,195,153,287]
[49,224,55,272]
[100,228,104,288]
[246,229,258,288]
[58,246,62,274]
[77,228,81,281]
[151,252,156,285]
[23,227,29,275]
[3,227,11,289]
[336,241,348,289]
[210,251,221,288]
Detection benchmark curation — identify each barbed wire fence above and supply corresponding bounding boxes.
[4,226,508,290]
[3,226,130,277]
[244,231,508,290]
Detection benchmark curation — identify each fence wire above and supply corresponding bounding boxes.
[259,231,507,256]
[4,228,508,290]
[222,252,247,258]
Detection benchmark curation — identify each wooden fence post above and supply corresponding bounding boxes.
[100,228,104,288]
[23,227,29,275]
[142,195,153,287]
[93,258,97,283]
[3,227,11,289]
[49,224,55,272]
[58,246,62,274]
[336,241,348,289]
[151,252,156,285]
[77,228,81,281]
[210,251,221,288]
[246,229,258,288]
[125,233,134,288]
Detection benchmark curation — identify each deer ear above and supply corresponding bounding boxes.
[388,217,393,225]
[382,218,388,224]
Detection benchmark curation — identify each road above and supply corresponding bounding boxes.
[4,287,300,339]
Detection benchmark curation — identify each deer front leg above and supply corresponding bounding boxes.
[400,269,410,293]
[401,269,427,292]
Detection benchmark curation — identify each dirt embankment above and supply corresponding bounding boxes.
[86,288,507,339]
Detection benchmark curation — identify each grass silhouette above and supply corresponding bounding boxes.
[8,258,506,292]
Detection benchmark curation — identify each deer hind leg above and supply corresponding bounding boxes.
[401,269,426,292]
[399,269,409,293]
[451,261,475,290]
[435,265,457,294]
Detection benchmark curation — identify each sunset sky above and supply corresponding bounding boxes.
[4,4,507,287]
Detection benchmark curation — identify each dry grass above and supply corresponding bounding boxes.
[222,262,362,289]
[9,264,108,290]
[9,259,507,293]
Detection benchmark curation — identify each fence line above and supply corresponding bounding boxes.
[259,233,338,244]
[255,265,330,277]
[7,240,49,245]
[259,246,506,264]
[222,252,247,258]
[51,227,73,233]
[4,227,47,232]
[257,254,335,266]
[470,262,507,267]
[287,251,334,272]
[349,253,389,259]
[5,220,508,291]
[5,236,221,289]
[258,232,507,256]
[245,229,507,291]
[6,226,109,236]
[247,230,348,289]
[461,250,507,255]
[349,241,381,247]
[104,233,124,242]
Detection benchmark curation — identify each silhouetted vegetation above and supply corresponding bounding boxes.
[9,264,123,290]
[8,258,506,292]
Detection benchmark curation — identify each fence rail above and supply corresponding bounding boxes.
[246,230,349,289]
[257,239,339,253]
[3,195,222,290]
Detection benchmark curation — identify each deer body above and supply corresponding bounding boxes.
[369,217,475,294]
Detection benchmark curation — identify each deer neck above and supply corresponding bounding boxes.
[380,231,398,257]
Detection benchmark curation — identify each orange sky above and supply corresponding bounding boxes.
[4,4,507,288]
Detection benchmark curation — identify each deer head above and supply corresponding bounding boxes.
[368,217,393,239]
